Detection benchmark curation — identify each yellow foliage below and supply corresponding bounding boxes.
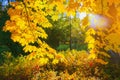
[95,59,108,65]
[51,14,59,21]
[85,28,96,50]
[39,58,48,66]
[86,28,96,35]
[52,59,59,64]
[2,0,120,66]
[46,53,54,59]
[88,53,97,59]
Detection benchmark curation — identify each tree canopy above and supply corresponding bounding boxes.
[2,0,120,64]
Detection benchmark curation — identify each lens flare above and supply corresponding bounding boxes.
[88,14,109,29]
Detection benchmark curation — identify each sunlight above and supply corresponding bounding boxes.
[77,12,109,29]
[77,12,87,20]
[88,14,109,28]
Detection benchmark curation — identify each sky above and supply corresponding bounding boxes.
[0,0,15,6]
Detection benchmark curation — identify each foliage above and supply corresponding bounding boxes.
[45,17,70,49]
[1,0,120,79]
[1,50,119,80]
[0,51,63,80]
[2,0,64,66]
[81,0,120,63]
[0,7,25,56]
[0,51,98,80]
[104,63,120,80]
[2,0,120,61]
[57,44,69,51]
[0,52,31,80]
[45,15,88,50]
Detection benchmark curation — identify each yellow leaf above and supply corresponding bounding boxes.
[107,0,114,6]
[39,58,48,65]
[95,59,108,65]
[51,15,59,21]
[52,59,59,64]
[88,53,97,59]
